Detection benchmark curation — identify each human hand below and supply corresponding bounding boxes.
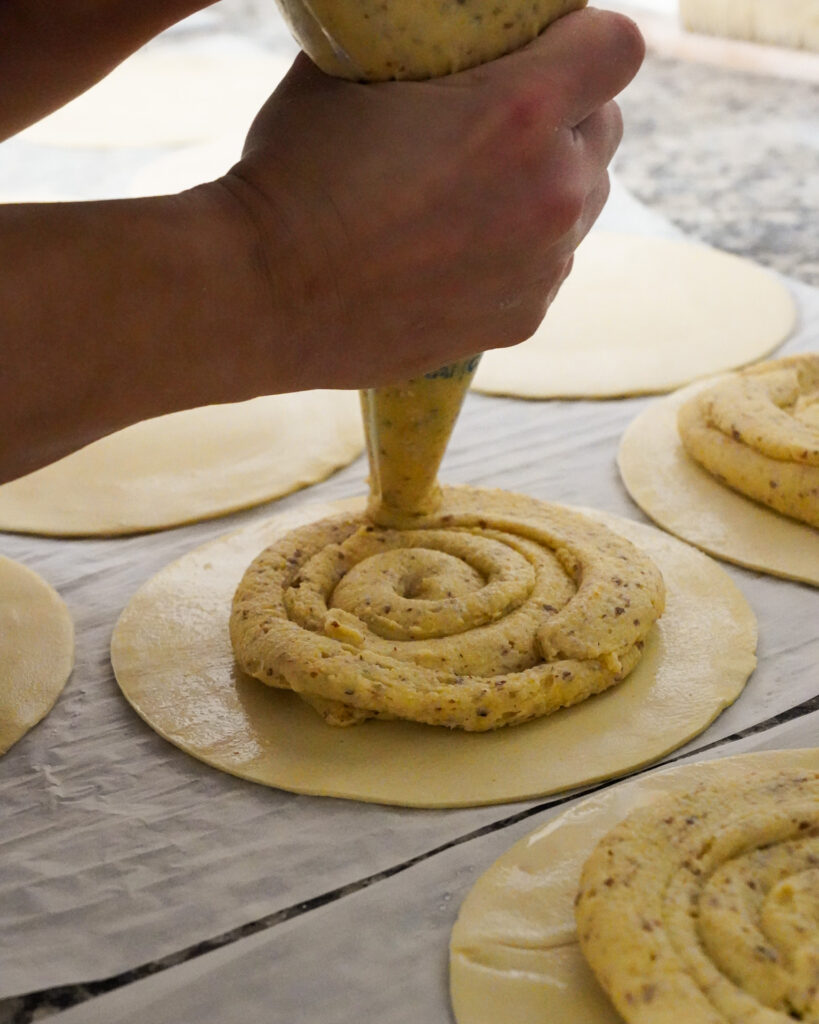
[215,7,644,389]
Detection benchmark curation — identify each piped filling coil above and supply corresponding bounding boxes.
[230,488,664,731]
[678,354,819,528]
[576,764,819,1023]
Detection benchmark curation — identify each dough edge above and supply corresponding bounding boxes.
[449,747,819,1024]
[0,556,75,755]
[110,492,757,807]
[0,391,364,537]
[618,377,819,586]
[473,233,796,399]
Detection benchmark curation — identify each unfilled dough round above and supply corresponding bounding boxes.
[449,748,819,1024]
[21,48,293,149]
[472,233,796,399]
[110,497,756,808]
[618,379,819,586]
[0,391,364,537]
[0,556,74,755]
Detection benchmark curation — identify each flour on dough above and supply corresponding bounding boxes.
[473,232,796,399]
[0,556,74,755]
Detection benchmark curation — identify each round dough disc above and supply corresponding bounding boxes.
[110,498,757,808]
[0,391,364,537]
[0,556,74,755]
[20,48,293,149]
[472,232,796,399]
[449,748,819,1024]
[618,380,819,585]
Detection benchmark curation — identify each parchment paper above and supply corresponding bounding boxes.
[45,713,819,1024]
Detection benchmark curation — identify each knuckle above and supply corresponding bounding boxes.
[505,301,549,346]
[492,82,556,155]
[597,171,612,208]
[539,181,586,236]
[559,253,576,286]
[502,85,549,136]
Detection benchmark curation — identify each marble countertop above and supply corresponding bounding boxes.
[0,13,817,1024]
[616,52,819,287]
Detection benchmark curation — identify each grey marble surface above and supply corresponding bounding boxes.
[0,12,817,1024]
[616,53,819,286]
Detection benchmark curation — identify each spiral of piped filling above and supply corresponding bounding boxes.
[678,354,819,528]
[230,487,665,731]
[576,765,819,1024]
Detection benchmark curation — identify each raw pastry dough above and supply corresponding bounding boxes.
[21,47,293,149]
[618,377,819,586]
[473,232,796,399]
[0,391,364,537]
[449,748,819,1024]
[230,487,665,731]
[0,556,74,755]
[111,498,756,807]
[678,354,819,528]
[576,756,819,1023]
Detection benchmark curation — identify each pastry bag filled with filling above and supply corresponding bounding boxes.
[229,0,667,732]
[275,0,586,527]
[274,0,588,81]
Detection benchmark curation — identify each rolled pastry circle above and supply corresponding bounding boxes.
[21,48,295,149]
[111,497,756,807]
[0,556,74,755]
[473,233,797,399]
[576,756,819,1023]
[678,354,819,528]
[230,487,665,731]
[0,391,364,537]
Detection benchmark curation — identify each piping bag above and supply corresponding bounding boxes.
[273,0,587,525]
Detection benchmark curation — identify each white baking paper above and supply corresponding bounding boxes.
[45,713,819,1024]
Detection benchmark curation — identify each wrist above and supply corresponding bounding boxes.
[177,178,311,397]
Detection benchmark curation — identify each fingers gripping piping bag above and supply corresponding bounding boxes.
[273,0,587,525]
[275,0,587,81]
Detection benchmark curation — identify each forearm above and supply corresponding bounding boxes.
[0,9,644,484]
[0,188,293,483]
[0,0,219,140]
